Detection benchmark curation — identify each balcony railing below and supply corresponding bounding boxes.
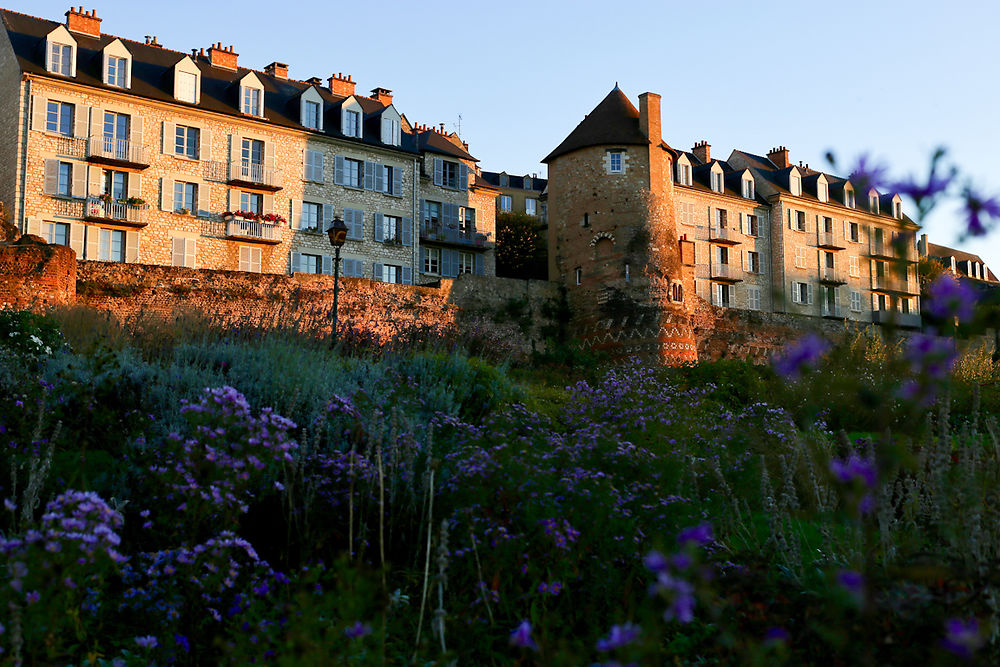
[419,222,492,248]
[873,310,921,328]
[819,267,847,284]
[225,216,281,244]
[822,303,843,318]
[817,231,845,249]
[709,263,742,281]
[872,274,917,294]
[227,161,283,191]
[84,197,148,227]
[708,226,740,244]
[869,240,895,259]
[86,136,150,168]
[52,197,84,218]
[56,136,86,158]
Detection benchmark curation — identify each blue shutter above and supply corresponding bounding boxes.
[373,262,383,281]
[420,247,427,272]
[420,199,429,224]
[322,203,333,230]
[433,158,443,186]
[290,252,301,274]
[402,267,412,285]
[374,212,384,243]
[392,167,402,196]
[443,249,458,277]
[364,161,375,190]
[474,253,484,276]
[334,156,345,185]
[322,255,333,275]
[401,217,412,246]
[375,164,386,192]
[459,164,468,190]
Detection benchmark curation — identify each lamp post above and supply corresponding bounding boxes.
[326,216,348,343]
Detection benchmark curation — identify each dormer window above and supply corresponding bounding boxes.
[846,188,855,209]
[869,194,879,214]
[524,176,531,190]
[499,173,508,187]
[45,27,77,77]
[242,87,262,115]
[677,162,692,186]
[303,101,321,129]
[380,106,401,146]
[790,173,801,196]
[817,181,828,202]
[742,176,754,199]
[711,170,724,193]
[893,200,902,219]
[172,56,201,104]
[101,39,132,89]
[340,97,364,139]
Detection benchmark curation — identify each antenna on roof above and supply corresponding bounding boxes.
[455,113,462,138]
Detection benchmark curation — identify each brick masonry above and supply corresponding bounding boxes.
[0,240,76,309]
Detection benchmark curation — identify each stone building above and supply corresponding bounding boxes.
[479,170,547,222]
[543,86,922,361]
[0,6,496,283]
[918,234,998,285]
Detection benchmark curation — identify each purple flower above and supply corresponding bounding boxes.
[344,621,372,639]
[676,522,713,547]
[134,635,158,649]
[773,334,829,380]
[175,634,190,653]
[829,454,877,489]
[644,550,668,573]
[848,154,890,191]
[25,591,39,604]
[893,171,952,204]
[925,275,977,322]
[509,620,538,651]
[904,332,958,380]
[941,617,984,659]
[596,622,642,652]
[764,626,790,645]
[836,569,865,606]
[962,188,1000,236]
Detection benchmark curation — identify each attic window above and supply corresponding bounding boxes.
[677,162,691,186]
[105,55,128,87]
[241,84,263,116]
[46,31,76,77]
[381,116,400,146]
[742,176,754,199]
[817,181,828,202]
[304,101,321,130]
[790,174,801,196]
[711,171,723,193]
[846,188,855,209]
[869,194,879,214]
[893,200,902,219]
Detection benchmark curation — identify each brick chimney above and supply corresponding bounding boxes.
[143,35,162,48]
[65,7,101,38]
[768,146,790,169]
[638,92,661,146]
[328,73,355,97]
[692,140,710,164]
[264,62,288,79]
[370,87,393,105]
[208,43,238,70]
[305,76,322,87]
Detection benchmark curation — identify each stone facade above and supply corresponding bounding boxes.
[0,239,76,309]
[479,171,547,221]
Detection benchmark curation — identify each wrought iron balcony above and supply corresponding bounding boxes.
[86,136,150,169]
[819,267,847,285]
[419,222,492,248]
[872,310,921,328]
[84,197,148,227]
[871,274,917,294]
[708,226,741,244]
[817,231,845,250]
[709,263,742,282]
[227,161,283,191]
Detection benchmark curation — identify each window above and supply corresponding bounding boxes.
[789,209,806,232]
[846,221,860,242]
[624,262,630,282]
[823,251,835,270]
[175,125,200,160]
[301,202,322,232]
[304,101,321,130]
[240,191,263,214]
[102,169,128,200]
[46,101,74,136]
[608,150,623,174]
[677,163,692,186]
[748,286,761,311]
[460,207,476,234]
[790,174,801,196]
[425,201,441,225]
[176,71,198,104]
[99,229,126,262]
[57,162,73,196]
[381,116,400,145]
[106,55,127,87]
[671,281,684,303]
[382,165,402,195]
[378,215,402,243]
[442,161,460,188]
[499,196,512,212]
[894,201,902,219]
[711,171,724,193]
[582,212,590,227]
[714,245,730,267]
[459,252,475,275]
[242,86,262,116]
[714,209,728,229]
[823,216,833,234]
[336,157,363,188]
[747,251,761,273]
[850,290,862,312]
[745,214,760,236]
[171,237,196,268]
[49,42,73,76]
[239,245,262,273]
[103,112,130,160]
[173,181,196,213]
[791,281,812,305]
[794,246,808,269]
[344,110,360,137]
[42,221,70,246]
[575,267,582,285]
[849,256,861,278]
[846,189,856,209]
[299,253,323,274]
[376,264,403,284]
[869,194,879,214]
[713,283,733,307]
[304,150,324,182]
[818,181,828,202]
[742,177,754,199]
[524,176,532,190]
[526,199,537,216]
[424,247,441,274]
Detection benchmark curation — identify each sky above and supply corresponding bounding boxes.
[14,0,1000,270]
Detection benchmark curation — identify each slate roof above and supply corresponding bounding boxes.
[542,86,650,163]
[414,129,477,161]
[479,171,548,192]
[926,242,998,282]
[0,8,428,155]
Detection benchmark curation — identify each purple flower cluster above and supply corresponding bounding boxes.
[646,524,714,624]
[899,332,959,406]
[961,188,1000,237]
[509,619,538,651]
[925,275,977,323]
[941,617,985,659]
[773,334,830,380]
[596,622,641,652]
[835,569,865,607]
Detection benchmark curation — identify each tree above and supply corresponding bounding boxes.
[495,211,548,280]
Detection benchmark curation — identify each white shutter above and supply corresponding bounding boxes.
[290,251,301,274]
[322,204,333,231]
[263,193,274,215]
[74,104,89,139]
[130,115,143,153]
[31,95,48,131]
[302,150,310,181]
[229,134,240,166]
[322,255,333,275]
[125,231,139,263]
[127,173,141,199]
[185,238,196,268]
[43,160,58,194]
[69,223,84,258]
[197,183,211,218]
[85,226,99,261]
[71,163,86,198]
[807,284,814,305]
[87,165,102,197]
[196,128,210,161]
[788,209,793,229]
[162,121,175,154]
[160,178,174,211]
[291,199,302,229]
[239,246,249,272]
[172,237,185,266]
[26,217,41,237]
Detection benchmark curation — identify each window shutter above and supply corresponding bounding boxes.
[375,164,386,192]
[374,212,384,242]
[172,237,185,266]
[301,151,310,180]
[229,134,240,165]
[787,209,793,229]
[790,281,798,304]
[334,155,345,185]
[130,115,143,152]
[160,178,174,211]
[197,183,211,218]
[162,121,175,153]
[420,199,429,224]
[71,163,86,198]
[87,165,101,197]
[373,262,383,281]
[31,95,47,131]
[401,217,412,246]
[238,246,249,272]
[26,217,41,237]
[322,255,333,275]
[419,247,427,272]
[364,161,375,190]
[446,249,460,277]
[299,98,307,127]
[85,226,99,260]
[125,231,139,263]
[392,167,402,196]
[315,152,325,182]
[322,203,333,230]
[401,266,412,285]
[74,105,89,139]
[127,173,141,199]
[459,165,468,190]
[264,142,275,173]
[474,253,484,276]
[43,160,58,194]
[289,199,302,229]
[262,194,274,215]
[290,251,302,274]
[69,223,84,258]
[200,129,211,161]
[433,158,443,186]
[185,239,196,268]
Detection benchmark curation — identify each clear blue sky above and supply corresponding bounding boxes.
[15,0,999,270]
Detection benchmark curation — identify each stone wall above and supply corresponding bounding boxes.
[0,240,77,309]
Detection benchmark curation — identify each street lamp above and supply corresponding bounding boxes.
[326,216,349,342]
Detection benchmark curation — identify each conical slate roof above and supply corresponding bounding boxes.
[542,87,650,163]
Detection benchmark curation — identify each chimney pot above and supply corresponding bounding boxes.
[65,5,102,38]
[692,140,711,164]
[208,42,239,70]
[768,145,790,169]
[264,61,288,79]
